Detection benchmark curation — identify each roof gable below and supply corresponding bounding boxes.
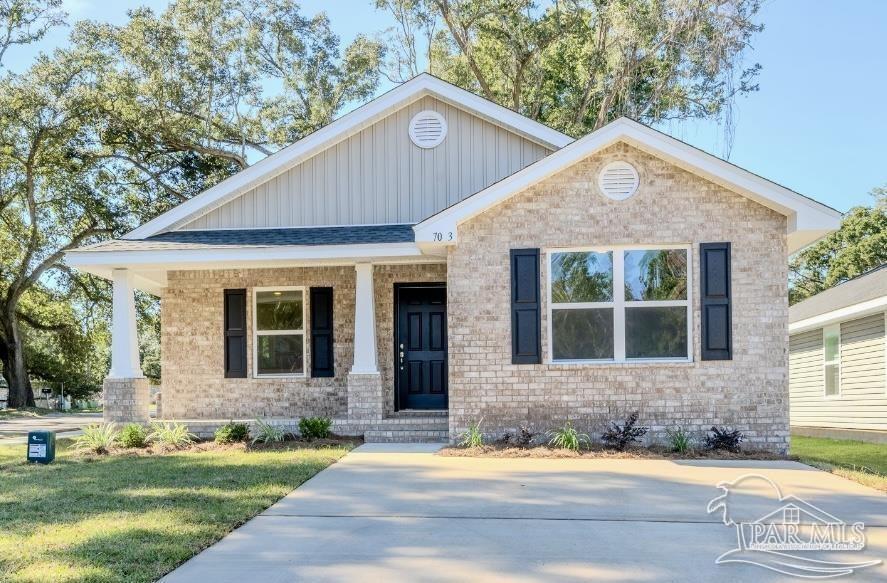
[124,74,572,240]
[414,117,842,254]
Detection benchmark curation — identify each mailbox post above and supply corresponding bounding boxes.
[27,431,56,464]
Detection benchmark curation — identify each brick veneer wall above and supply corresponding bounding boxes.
[161,263,447,420]
[446,143,790,452]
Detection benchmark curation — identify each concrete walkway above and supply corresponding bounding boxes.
[163,444,886,582]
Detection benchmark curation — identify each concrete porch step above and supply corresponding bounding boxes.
[364,428,449,443]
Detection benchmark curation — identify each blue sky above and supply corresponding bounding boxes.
[7,0,885,212]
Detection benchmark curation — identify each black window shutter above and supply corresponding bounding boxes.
[700,243,732,360]
[511,248,541,364]
[310,287,335,377]
[224,289,248,378]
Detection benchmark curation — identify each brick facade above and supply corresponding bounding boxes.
[160,263,446,420]
[158,144,790,452]
[446,143,790,452]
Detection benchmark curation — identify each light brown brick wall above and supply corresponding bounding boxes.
[447,143,790,452]
[161,263,446,419]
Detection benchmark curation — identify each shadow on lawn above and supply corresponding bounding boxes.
[0,446,347,583]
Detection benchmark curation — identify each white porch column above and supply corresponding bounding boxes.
[109,268,144,379]
[351,263,378,374]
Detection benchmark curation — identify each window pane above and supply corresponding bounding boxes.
[551,251,613,303]
[257,334,304,375]
[625,306,687,358]
[823,329,840,362]
[552,308,614,360]
[624,249,688,301]
[256,290,303,331]
[824,363,839,395]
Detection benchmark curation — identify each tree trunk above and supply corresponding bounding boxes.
[2,312,35,408]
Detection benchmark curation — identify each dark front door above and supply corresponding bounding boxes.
[396,284,447,410]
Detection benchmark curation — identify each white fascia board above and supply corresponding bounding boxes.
[66,242,425,268]
[414,118,842,254]
[789,296,887,334]
[124,74,572,240]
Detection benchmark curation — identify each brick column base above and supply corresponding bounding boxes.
[103,377,150,423]
[347,373,384,422]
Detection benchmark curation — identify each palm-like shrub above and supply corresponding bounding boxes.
[149,422,196,449]
[73,423,120,454]
[547,421,589,452]
[252,418,287,444]
[459,418,484,448]
[665,426,692,453]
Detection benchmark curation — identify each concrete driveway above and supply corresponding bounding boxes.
[163,444,886,582]
[0,411,102,443]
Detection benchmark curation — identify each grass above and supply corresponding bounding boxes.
[0,438,351,582]
[791,435,887,492]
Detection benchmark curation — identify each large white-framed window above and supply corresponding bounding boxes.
[253,287,306,377]
[822,323,840,397]
[547,245,692,363]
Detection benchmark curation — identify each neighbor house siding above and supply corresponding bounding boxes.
[181,96,552,230]
[789,313,887,431]
[446,142,790,452]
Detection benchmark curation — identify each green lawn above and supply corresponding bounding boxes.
[791,435,887,492]
[0,439,351,582]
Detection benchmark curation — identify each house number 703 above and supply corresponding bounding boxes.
[432,232,454,241]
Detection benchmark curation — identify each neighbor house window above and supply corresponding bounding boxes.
[823,324,840,396]
[254,287,305,376]
[549,246,691,362]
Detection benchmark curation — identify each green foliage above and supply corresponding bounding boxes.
[379,0,763,137]
[148,422,196,449]
[73,423,119,454]
[459,418,484,448]
[215,421,250,444]
[298,416,332,440]
[790,188,887,304]
[547,421,590,452]
[119,423,149,448]
[252,418,287,444]
[665,426,692,453]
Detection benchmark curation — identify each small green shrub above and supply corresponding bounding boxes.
[148,422,196,449]
[665,426,692,453]
[601,411,648,451]
[459,418,484,448]
[298,417,332,440]
[215,421,249,444]
[252,418,287,444]
[73,423,119,454]
[119,423,149,448]
[547,421,589,452]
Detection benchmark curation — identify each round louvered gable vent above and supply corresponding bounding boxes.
[409,110,448,148]
[598,161,640,200]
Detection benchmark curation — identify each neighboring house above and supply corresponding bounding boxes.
[789,266,887,441]
[66,74,841,451]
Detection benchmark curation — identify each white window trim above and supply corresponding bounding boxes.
[822,322,841,398]
[546,244,693,365]
[253,286,307,378]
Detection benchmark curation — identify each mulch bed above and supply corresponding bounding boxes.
[438,443,787,461]
[76,436,362,458]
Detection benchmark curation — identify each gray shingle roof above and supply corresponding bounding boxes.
[789,265,887,323]
[75,224,415,252]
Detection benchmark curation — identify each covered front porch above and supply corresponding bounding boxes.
[65,226,451,442]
